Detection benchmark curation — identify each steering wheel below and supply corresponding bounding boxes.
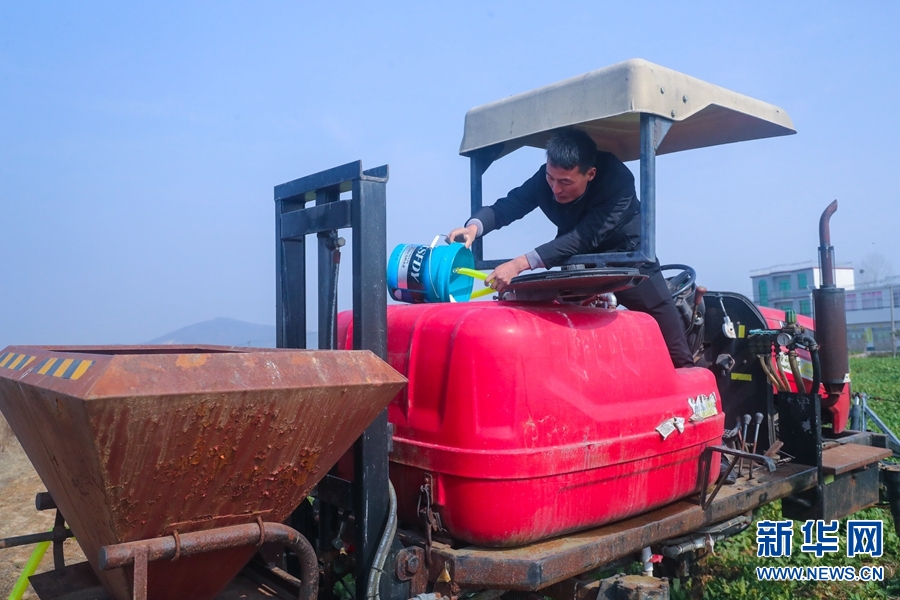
[660,264,697,299]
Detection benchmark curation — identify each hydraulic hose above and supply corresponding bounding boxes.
[661,516,751,559]
[769,354,791,392]
[759,355,786,391]
[366,481,398,600]
[809,347,822,402]
[788,352,806,394]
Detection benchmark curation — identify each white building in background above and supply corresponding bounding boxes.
[750,263,899,354]
[845,276,900,353]
[750,262,855,317]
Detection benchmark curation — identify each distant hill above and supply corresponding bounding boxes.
[147,318,317,349]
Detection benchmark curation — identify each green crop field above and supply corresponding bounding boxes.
[850,356,900,439]
[675,356,900,600]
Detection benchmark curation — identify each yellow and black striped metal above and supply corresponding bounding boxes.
[30,356,94,381]
[0,352,37,372]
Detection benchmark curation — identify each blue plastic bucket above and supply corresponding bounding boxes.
[387,242,475,303]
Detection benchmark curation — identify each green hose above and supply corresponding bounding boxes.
[8,536,50,600]
[469,287,496,300]
[453,267,487,281]
[453,268,495,299]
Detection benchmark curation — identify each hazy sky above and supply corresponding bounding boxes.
[1,2,898,347]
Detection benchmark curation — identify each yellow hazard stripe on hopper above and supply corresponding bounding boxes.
[30,357,94,381]
[0,352,37,371]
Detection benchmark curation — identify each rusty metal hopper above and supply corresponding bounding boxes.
[0,345,406,600]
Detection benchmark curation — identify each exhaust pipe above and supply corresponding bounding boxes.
[818,200,838,287]
[812,200,850,431]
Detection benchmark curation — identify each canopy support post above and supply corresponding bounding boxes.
[639,114,673,265]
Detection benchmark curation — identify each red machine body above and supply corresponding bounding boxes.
[757,306,851,432]
[340,302,724,547]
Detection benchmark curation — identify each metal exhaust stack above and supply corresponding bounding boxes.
[812,200,851,431]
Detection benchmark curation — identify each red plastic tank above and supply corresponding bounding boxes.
[339,302,723,547]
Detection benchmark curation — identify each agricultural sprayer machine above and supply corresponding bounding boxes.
[1,59,896,600]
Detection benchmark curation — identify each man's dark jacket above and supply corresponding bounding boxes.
[471,151,640,267]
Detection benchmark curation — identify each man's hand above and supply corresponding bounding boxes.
[485,255,530,292]
[446,224,478,249]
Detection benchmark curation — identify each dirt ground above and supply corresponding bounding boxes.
[1,414,86,599]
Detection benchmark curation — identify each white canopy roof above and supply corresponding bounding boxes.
[459,59,795,161]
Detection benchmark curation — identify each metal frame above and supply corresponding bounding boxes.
[777,391,824,521]
[860,400,900,453]
[0,493,72,566]
[697,445,776,509]
[469,114,672,270]
[100,522,318,600]
[275,160,391,587]
[394,463,818,595]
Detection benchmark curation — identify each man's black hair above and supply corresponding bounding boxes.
[546,128,597,174]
